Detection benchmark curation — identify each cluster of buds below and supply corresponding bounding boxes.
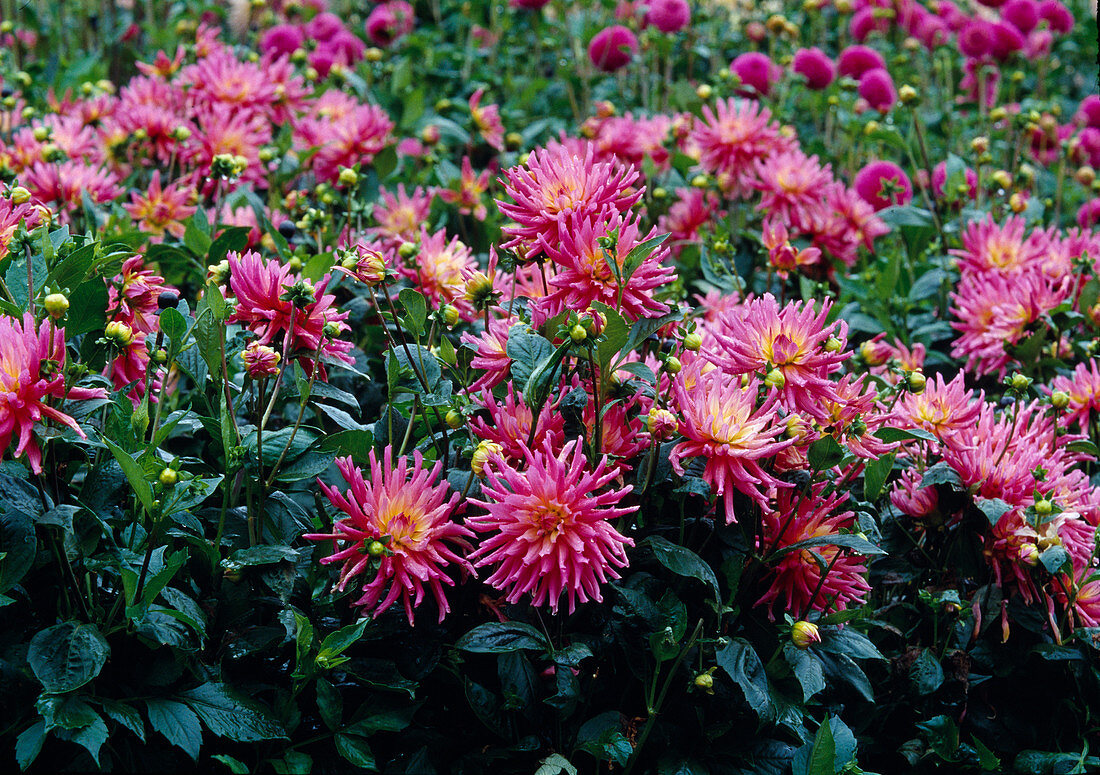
[210,153,248,180]
[280,278,316,309]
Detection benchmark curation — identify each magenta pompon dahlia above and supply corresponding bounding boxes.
[306,450,475,625]
[467,438,636,614]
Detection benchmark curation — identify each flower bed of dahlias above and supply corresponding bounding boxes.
[0,0,1098,772]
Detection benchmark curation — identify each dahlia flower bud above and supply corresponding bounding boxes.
[1033,498,1053,516]
[583,311,607,337]
[43,292,69,319]
[158,468,179,487]
[696,84,713,100]
[445,409,464,429]
[693,672,715,693]
[907,371,926,393]
[647,407,679,440]
[683,332,703,351]
[1050,390,1070,409]
[785,414,812,441]
[664,356,682,374]
[207,260,231,286]
[442,305,460,327]
[463,270,497,308]
[898,84,918,105]
[1009,373,1032,392]
[1076,166,1096,186]
[280,278,316,309]
[242,341,281,378]
[991,169,1013,189]
[105,320,135,347]
[764,368,786,389]
[32,126,49,142]
[824,336,843,353]
[570,324,588,343]
[471,440,504,477]
[1009,192,1027,213]
[337,167,359,187]
[791,621,821,649]
[337,246,387,287]
[398,241,419,260]
[1017,543,1039,566]
[9,185,31,204]
[367,540,387,557]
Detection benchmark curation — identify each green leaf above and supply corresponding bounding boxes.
[807,436,844,471]
[316,679,342,730]
[66,278,108,336]
[620,233,670,286]
[207,226,250,264]
[535,753,579,775]
[920,461,963,489]
[456,622,549,653]
[863,452,895,501]
[918,715,959,761]
[642,535,721,607]
[100,436,154,515]
[715,638,771,717]
[15,721,45,770]
[213,755,251,774]
[805,717,836,775]
[614,310,683,368]
[146,699,202,760]
[910,648,944,695]
[976,498,1012,527]
[317,618,370,664]
[507,325,555,390]
[335,733,377,770]
[0,506,37,594]
[97,698,146,742]
[398,287,427,337]
[873,427,937,443]
[1039,545,1070,574]
[28,621,110,694]
[226,545,299,567]
[769,533,886,561]
[178,682,286,742]
[159,306,188,346]
[784,644,826,702]
[184,217,212,256]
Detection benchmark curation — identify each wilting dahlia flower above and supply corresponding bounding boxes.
[0,313,106,473]
[467,438,636,614]
[307,451,475,624]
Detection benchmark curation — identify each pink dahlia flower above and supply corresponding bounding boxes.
[857,68,897,113]
[588,25,638,72]
[497,143,642,259]
[539,208,676,320]
[645,0,691,32]
[669,360,793,522]
[730,52,782,97]
[791,47,836,90]
[259,24,305,59]
[950,215,1044,276]
[307,451,475,624]
[837,45,886,79]
[892,371,983,442]
[752,149,833,231]
[468,383,566,465]
[467,438,637,614]
[1049,359,1100,431]
[689,98,789,199]
[371,184,432,249]
[709,294,849,422]
[0,314,106,473]
[225,251,354,375]
[365,1,415,46]
[756,485,872,618]
[853,160,912,210]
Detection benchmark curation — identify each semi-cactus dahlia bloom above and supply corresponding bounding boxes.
[0,313,106,473]
[401,227,478,319]
[108,256,175,335]
[756,485,871,618]
[370,184,432,249]
[951,215,1045,276]
[539,209,675,320]
[306,451,475,624]
[709,295,848,422]
[1049,359,1100,430]
[468,384,566,465]
[893,371,983,442]
[690,98,788,198]
[752,149,832,230]
[669,361,793,522]
[121,171,196,241]
[497,143,642,258]
[225,251,354,373]
[467,438,636,614]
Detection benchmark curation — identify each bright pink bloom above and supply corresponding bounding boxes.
[588,25,638,72]
[225,251,354,373]
[850,7,890,41]
[468,384,566,465]
[857,69,897,113]
[497,143,642,259]
[689,98,789,199]
[296,101,395,185]
[730,52,782,97]
[791,47,836,90]
[890,469,939,519]
[709,294,849,422]
[669,360,793,522]
[0,314,106,473]
[123,171,196,241]
[539,209,675,320]
[1037,0,1073,32]
[107,256,175,336]
[752,149,833,230]
[1002,0,1039,33]
[468,438,636,614]
[468,89,504,151]
[645,0,691,32]
[460,316,516,392]
[853,161,912,210]
[260,24,305,58]
[436,156,491,221]
[837,45,886,79]
[756,485,872,618]
[950,215,1044,276]
[371,184,432,249]
[307,451,474,624]
[400,228,477,319]
[931,161,978,202]
[365,1,415,47]
[658,187,721,250]
[893,371,983,442]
